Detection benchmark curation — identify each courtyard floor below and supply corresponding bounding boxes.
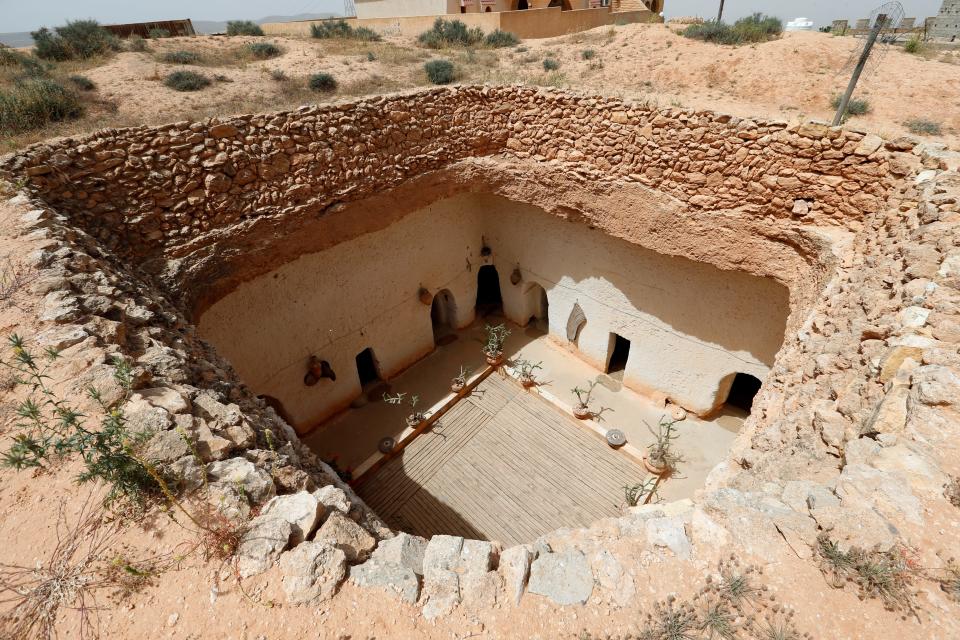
[303,313,746,540]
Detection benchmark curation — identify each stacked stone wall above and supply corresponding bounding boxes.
[2,86,908,269]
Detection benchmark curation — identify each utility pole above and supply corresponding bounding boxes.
[832,13,886,126]
[716,0,725,22]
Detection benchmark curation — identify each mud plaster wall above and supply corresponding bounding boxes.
[198,193,790,430]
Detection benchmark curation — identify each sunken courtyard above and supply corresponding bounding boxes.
[3,85,960,634]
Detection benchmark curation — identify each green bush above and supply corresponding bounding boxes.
[31,19,119,61]
[67,75,96,91]
[226,20,264,36]
[543,57,560,71]
[162,50,202,65]
[127,35,149,52]
[830,93,871,116]
[904,35,923,54]
[269,68,288,81]
[310,20,382,42]
[0,49,49,79]
[684,13,783,45]
[0,78,84,135]
[246,42,282,59]
[581,48,596,60]
[484,29,520,48]
[905,118,942,136]
[0,336,157,507]
[147,28,171,39]
[417,18,483,49]
[164,70,211,91]
[309,72,337,92]
[424,59,456,84]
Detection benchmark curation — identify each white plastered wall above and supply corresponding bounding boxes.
[199,193,789,430]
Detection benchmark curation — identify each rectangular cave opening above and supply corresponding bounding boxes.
[355,348,382,388]
[606,332,631,375]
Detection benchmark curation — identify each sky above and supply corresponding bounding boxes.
[0,0,947,32]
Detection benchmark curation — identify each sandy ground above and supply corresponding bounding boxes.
[3,26,959,151]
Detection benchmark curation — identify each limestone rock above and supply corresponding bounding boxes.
[206,457,275,505]
[313,485,352,515]
[911,365,960,405]
[590,549,635,607]
[132,387,190,414]
[315,511,376,562]
[422,568,460,619]
[143,429,190,464]
[371,532,427,575]
[279,541,346,604]
[236,515,293,578]
[498,545,532,605]
[836,463,923,524]
[261,491,324,545]
[349,558,419,604]
[528,550,593,606]
[646,515,692,559]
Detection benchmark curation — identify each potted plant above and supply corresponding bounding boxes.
[451,365,471,393]
[570,380,612,421]
[482,323,511,366]
[513,359,543,388]
[383,392,431,428]
[643,416,685,476]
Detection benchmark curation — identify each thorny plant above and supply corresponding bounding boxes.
[944,475,960,508]
[452,365,472,386]
[571,380,613,421]
[937,559,960,602]
[816,534,921,619]
[383,392,431,423]
[482,323,511,358]
[0,258,37,308]
[0,494,179,640]
[623,477,659,507]
[0,335,157,507]
[576,558,810,640]
[512,358,543,382]
[646,416,685,474]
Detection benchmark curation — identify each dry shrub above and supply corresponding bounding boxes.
[0,495,175,640]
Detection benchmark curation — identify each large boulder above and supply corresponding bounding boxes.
[261,491,324,545]
[279,541,346,604]
[313,485,352,515]
[527,550,593,606]
[420,535,498,619]
[236,515,293,578]
[315,511,376,562]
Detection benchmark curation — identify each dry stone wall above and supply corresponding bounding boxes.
[2,86,907,280]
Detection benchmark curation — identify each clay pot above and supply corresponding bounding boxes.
[643,454,668,476]
[573,405,592,420]
[485,352,503,366]
[520,376,536,388]
[451,380,466,393]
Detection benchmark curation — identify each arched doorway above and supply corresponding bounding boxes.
[726,373,762,412]
[523,282,548,332]
[431,289,458,345]
[476,265,503,317]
